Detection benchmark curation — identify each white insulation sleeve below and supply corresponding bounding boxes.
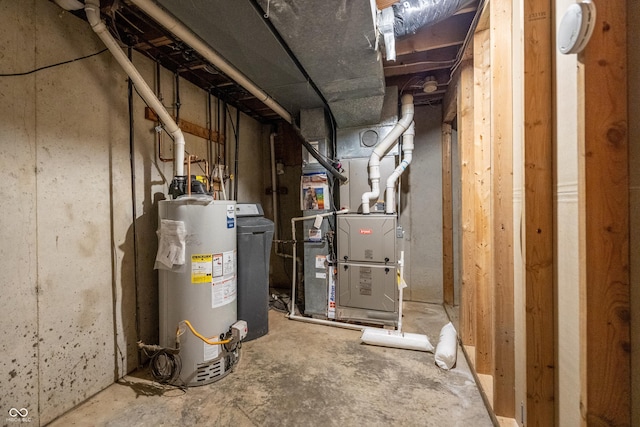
[434,322,458,370]
[360,328,434,352]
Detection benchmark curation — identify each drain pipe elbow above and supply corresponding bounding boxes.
[84,0,185,178]
[385,121,415,214]
[361,94,414,214]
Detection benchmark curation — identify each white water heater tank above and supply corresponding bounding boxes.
[158,196,237,386]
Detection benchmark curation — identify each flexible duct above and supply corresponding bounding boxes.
[361,94,414,214]
[385,120,415,214]
[84,0,185,177]
[392,0,471,38]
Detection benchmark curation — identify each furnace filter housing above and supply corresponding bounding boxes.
[158,197,237,386]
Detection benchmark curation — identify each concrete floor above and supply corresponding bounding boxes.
[50,302,493,426]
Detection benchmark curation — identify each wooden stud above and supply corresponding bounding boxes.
[581,1,630,424]
[522,0,554,424]
[490,0,515,417]
[458,61,476,346]
[442,123,454,305]
[473,27,494,375]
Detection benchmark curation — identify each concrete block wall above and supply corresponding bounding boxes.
[0,2,265,425]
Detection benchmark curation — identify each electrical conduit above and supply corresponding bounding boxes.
[385,121,415,214]
[84,0,185,178]
[361,94,414,214]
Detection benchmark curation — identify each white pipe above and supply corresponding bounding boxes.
[290,209,348,318]
[269,133,279,240]
[361,94,414,214]
[84,0,185,177]
[129,0,293,125]
[287,314,365,331]
[397,250,405,332]
[385,121,415,214]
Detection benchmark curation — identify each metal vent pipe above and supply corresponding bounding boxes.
[392,0,471,38]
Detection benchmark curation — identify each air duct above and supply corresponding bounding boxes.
[385,120,415,214]
[84,0,185,178]
[361,94,414,214]
[392,0,470,38]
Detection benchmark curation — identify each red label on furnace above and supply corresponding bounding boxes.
[359,229,372,235]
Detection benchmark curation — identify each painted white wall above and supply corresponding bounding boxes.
[554,1,581,425]
[0,2,266,424]
[512,0,525,424]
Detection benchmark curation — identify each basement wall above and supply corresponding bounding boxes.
[0,2,265,425]
[400,105,444,302]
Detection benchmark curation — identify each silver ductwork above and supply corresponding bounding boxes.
[391,0,470,38]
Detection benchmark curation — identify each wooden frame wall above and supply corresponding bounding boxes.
[473,27,494,378]
[490,0,514,418]
[522,0,555,424]
[457,60,476,347]
[581,1,630,424]
[442,123,454,306]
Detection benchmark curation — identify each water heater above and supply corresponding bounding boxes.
[158,196,238,386]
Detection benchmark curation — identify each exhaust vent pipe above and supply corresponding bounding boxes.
[361,94,414,214]
[385,120,415,214]
[84,0,185,178]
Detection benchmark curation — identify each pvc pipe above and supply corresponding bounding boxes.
[287,314,365,331]
[397,250,405,332]
[129,0,293,124]
[290,210,348,319]
[362,94,414,213]
[84,0,185,177]
[269,133,279,240]
[385,121,415,214]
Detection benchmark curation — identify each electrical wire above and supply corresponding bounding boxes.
[0,48,109,77]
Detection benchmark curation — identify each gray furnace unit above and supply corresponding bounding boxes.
[236,203,274,341]
[336,214,398,325]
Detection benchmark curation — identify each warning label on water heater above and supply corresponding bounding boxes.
[191,254,213,284]
[212,275,236,308]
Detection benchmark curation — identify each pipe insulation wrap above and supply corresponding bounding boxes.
[84,0,185,177]
[362,94,414,214]
[385,120,415,214]
[129,0,293,124]
[392,0,470,38]
[434,322,458,370]
[360,329,434,352]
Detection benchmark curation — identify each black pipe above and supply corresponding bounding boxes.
[127,46,141,349]
[294,126,347,183]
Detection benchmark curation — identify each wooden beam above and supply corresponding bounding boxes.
[442,63,465,124]
[442,123,454,305]
[458,61,476,347]
[523,0,554,424]
[581,1,630,424]
[490,0,515,417]
[145,107,225,143]
[473,28,493,375]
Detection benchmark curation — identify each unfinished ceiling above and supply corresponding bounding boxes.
[89,0,479,125]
